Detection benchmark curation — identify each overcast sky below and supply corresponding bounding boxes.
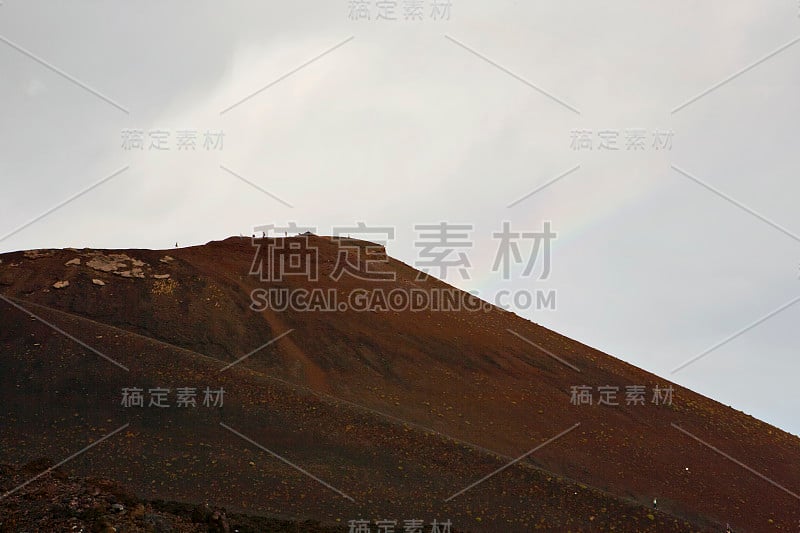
[1,1,798,437]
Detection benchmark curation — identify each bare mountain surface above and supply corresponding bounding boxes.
[1,236,797,532]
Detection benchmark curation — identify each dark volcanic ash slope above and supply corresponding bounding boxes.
[0,237,798,532]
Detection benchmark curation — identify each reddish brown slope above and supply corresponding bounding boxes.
[0,298,713,532]
[0,237,798,531]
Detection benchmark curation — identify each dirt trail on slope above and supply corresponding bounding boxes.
[177,241,331,393]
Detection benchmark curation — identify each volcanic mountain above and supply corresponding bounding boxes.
[0,236,798,532]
